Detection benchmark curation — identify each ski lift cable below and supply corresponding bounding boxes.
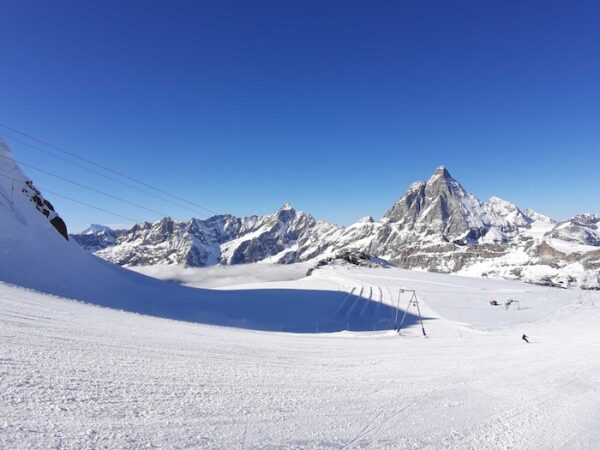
[39,188,141,224]
[0,171,140,223]
[0,153,175,219]
[0,123,220,215]
[0,133,210,218]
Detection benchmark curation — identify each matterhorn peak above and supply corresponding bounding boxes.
[427,166,454,184]
[431,165,451,179]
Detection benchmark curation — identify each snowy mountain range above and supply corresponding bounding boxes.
[2,139,376,332]
[70,165,600,289]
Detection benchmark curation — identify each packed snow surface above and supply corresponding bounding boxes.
[2,266,600,449]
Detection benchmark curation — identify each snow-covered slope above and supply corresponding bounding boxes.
[2,268,599,449]
[0,141,69,240]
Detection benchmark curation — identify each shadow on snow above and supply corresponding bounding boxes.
[193,288,423,333]
[91,279,423,333]
[5,253,423,333]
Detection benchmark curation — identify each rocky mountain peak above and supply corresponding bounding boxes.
[487,196,511,206]
[357,216,375,224]
[573,213,600,223]
[546,214,600,247]
[275,203,298,223]
[430,165,451,180]
[484,196,522,217]
[383,165,487,240]
[72,224,118,251]
[81,224,114,235]
[483,196,531,230]
[425,165,466,194]
[523,209,554,224]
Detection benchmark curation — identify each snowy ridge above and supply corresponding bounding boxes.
[0,141,69,240]
[53,151,600,288]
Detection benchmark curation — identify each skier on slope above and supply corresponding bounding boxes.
[522,333,529,343]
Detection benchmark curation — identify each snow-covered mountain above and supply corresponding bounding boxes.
[546,214,600,248]
[69,166,600,288]
[0,132,597,290]
[74,203,343,266]
[71,223,121,251]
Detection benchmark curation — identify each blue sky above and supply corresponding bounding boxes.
[2,0,599,232]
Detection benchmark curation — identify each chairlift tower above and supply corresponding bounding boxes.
[394,288,426,337]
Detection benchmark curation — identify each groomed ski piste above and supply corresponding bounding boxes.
[1,140,600,449]
[2,265,600,449]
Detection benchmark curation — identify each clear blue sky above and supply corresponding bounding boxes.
[2,0,599,232]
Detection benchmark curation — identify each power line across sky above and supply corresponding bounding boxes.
[0,133,211,217]
[0,170,141,224]
[0,123,223,231]
[0,152,175,219]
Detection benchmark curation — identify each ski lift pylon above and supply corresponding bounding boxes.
[395,288,426,337]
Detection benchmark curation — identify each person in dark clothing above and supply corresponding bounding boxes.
[522,334,529,343]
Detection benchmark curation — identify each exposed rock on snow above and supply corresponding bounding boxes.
[306,251,389,276]
[77,205,344,267]
[0,141,69,240]
[546,214,600,247]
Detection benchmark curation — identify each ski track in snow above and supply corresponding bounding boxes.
[2,265,600,449]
